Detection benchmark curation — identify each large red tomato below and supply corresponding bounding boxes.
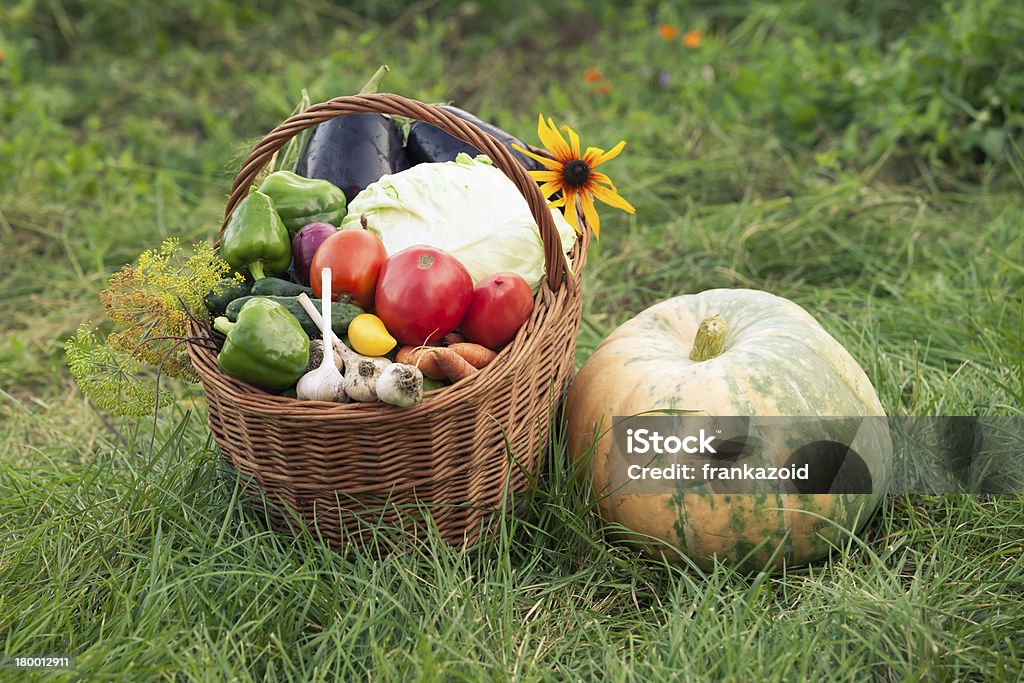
[459,272,534,350]
[310,229,387,309]
[375,246,473,345]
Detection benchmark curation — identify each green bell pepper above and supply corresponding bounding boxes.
[258,171,347,234]
[213,298,309,391]
[220,190,292,281]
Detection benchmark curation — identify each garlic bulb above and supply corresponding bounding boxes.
[305,339,324,372]
[344,355,391,402]
[295,268,347,402]
[305,339,345,374]
[376,363,424,408]
[296,365,346,402]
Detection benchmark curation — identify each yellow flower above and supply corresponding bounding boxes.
[513,115,635,240]
[683,29,703,49]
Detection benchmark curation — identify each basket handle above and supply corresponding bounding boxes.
[222,93,573,293]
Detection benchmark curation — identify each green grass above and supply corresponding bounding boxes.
[2,1,1023,680]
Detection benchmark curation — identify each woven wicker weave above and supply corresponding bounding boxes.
[187,93,588,549]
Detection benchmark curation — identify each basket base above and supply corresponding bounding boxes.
[218,453,536,553]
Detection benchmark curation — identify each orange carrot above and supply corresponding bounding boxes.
[399,343,498,382]
[396,345,445,380]
[426,343,498,383]
[446,343,497,369]
[429,347,479,382]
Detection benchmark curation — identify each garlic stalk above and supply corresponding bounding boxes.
[296,291,390,402]
[297,292,357,369]
[376,363,424,408]
[295,268,347,402]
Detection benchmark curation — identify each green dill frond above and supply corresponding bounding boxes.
[98,238,236,379]
[64,323,164,417]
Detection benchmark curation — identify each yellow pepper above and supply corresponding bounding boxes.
[348,313,397,357]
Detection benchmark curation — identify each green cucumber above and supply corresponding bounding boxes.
[251,277,314,298]
[204,279,251,317]
[225,295,362,339]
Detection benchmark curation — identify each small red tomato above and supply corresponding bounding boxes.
[310,229,387,309]
[375,246,473,345]
[459,272,534,349]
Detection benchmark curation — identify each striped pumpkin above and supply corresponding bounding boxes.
[567,289,892,571]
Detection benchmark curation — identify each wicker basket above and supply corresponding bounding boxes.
[187,93,589,549]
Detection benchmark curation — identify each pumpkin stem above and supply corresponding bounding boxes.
[689,314,728,361]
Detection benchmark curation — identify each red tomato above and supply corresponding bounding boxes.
[459,272,534,350]
[310,229,387,309]
[374,246,473,345]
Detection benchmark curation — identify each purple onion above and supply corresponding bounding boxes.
[292,222,339,285]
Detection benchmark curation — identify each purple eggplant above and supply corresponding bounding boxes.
[297,114,410,203]
[291,221,338,286]
[405,105,544,172]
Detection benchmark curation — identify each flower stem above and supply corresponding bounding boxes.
[689,314,728,362]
